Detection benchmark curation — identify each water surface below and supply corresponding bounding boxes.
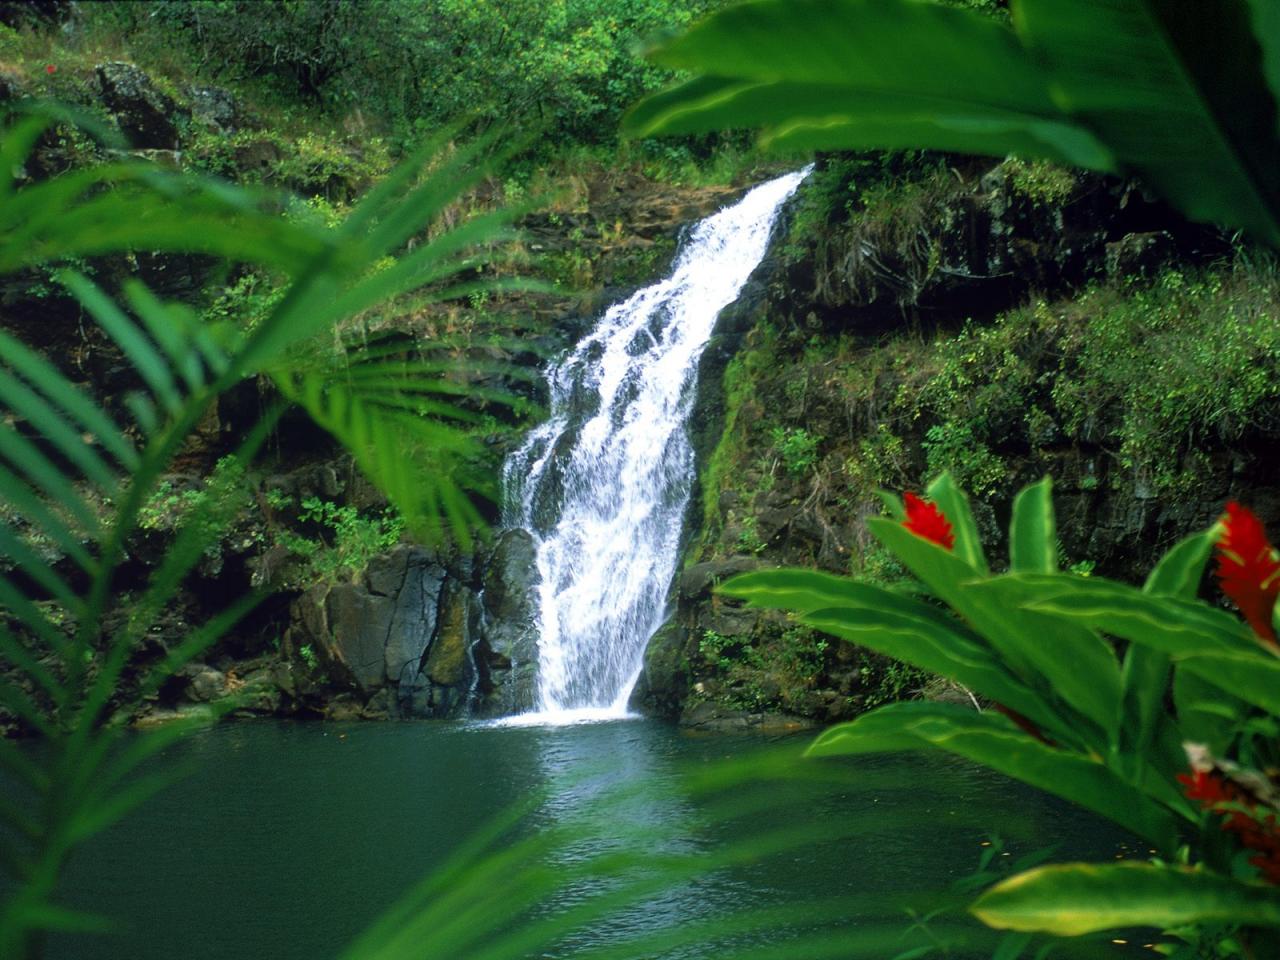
[50,719,1135,959]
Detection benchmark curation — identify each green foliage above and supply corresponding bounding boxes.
[1002,157,1077,206]
[721,474,1280,953]
[770,426,822,476]
[0,105,523,956]
[921,422,1005,497]
[627,0,1280,249]
[1052,268,1280,496]
[138,456,248,529]
[279,496,405,585]
[96,0,734,150]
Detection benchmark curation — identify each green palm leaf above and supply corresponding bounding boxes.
[628,0,1280,246]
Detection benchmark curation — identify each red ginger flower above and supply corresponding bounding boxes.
[45,64,56,75]
[903,492,954,551]
[1179,768,1280,884]
[1215,502,1280,646]
[1178,769,1238,806]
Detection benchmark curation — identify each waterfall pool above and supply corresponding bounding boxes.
[46,718,1141,959]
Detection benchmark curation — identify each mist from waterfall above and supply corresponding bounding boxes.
[502,169,809,724]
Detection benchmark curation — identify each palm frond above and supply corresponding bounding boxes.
[0,100,533,956]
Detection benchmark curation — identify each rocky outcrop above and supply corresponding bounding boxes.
[96,62,189,149]
[473,529,541,716]
[635,153,1272,728]
[279,543,538,720]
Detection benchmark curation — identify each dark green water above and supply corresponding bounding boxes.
[47,719,1134,959]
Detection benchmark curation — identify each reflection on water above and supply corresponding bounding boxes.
[46,719,1132,960]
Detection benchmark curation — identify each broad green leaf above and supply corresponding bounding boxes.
[1021,575,1260,652]
[628,0,1112,169]
[799,606,1063,740]
[1249,0,1280,135]
[874,489,905,521]
[972,861,1280,934]
[721,567,970,628]
[1119,530,1213,771]
[1178,652,1280,715]
[1143,529,1215,597]
[1174,667,1243,756]
[807,702,1178,850]
[954,574,1122,738]
[870,518,1041,690]
[720,568,1065,739]
[1015,0,1280,246]
[927,472,988,574]
[627,77,1110,167]
[1008,477,1055,574]
[868,516,984,603]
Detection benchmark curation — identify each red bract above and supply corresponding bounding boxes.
[1179,767,1280,885]
[1215,502,1280,646]
[45,64,56,75]
[1177,769,1236,806]
[903,492,954,551]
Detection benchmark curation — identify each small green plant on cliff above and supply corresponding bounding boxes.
[1002,157,1076,206]
[138,456,250,532]
[282,496,405,584]
[921,422,1005,497]
[1054,266,1280,496]
[770,425,822,476]
[723,473,1280,954]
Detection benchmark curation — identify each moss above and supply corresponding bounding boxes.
[1003,157,1077,206]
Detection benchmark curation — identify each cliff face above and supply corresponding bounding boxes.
[636,154,1280,730]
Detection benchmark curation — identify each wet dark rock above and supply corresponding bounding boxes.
[96,62,188,149]
[473,529,540,716]
[679,558,759,600]
[1106,231,1177,279]
[182,664,228,703]
[629,620,687,718]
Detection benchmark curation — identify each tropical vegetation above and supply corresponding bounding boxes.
[6,0,1280,957]
[628,0,1280,952]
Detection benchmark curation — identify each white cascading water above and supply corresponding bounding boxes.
[503,169,809,724]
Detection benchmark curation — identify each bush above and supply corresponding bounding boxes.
[94,0,733,147]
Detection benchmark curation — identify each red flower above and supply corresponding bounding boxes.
[903,492,954,551]
[45,64,56,75]
[1215,502,1280,646]
[1177,769,1237,806]
[1179,766,1280,885]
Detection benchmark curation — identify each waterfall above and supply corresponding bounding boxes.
[502,169,809,723]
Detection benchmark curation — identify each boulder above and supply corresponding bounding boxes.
[96,62,188,149]
[375,548,447,686]
[185,85,242,133]
[474,529,540,714]
[319,582,392,692]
